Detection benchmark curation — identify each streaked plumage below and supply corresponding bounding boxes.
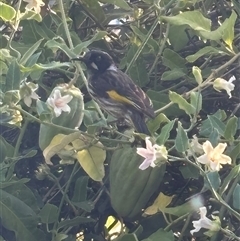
[74,49,155,135]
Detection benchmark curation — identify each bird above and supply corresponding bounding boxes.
[73,49,155,135]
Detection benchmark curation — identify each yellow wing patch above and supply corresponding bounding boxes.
[107,90,133,105]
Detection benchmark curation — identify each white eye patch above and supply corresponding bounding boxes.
[91,62,98,70]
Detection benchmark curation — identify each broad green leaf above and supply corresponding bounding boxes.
[144,193,173,215]
[208,128,220,146]
[40,203,58,224]
[4,90,20,104]
[233,184,240,210]
[43,133,82,165]
[161,69,186,81]
[229,142,240,163]
[0,189,42,241]
[205,172,221,191]
[147,113,170,134]
[0,136,14,158]
[179,164,200,179]
[20,39,43,65]
[0,3,16,21]
[168,25,189,51]
[0,178,30,189]
[222,11,237,50]
[169,91,195,116]
[0,137,7,162]
[99,0,131,10]
[162,49,187,70]
[175,122,188,152]
[5,60,21,91]
[76,141,106,182]
[219,165,240,195]
[208,115,225,136]
[186,46,228,62]
[142,229,174,241]
[71,176,89,203]
[73,31,107,54]
[190,92,202,114]
[57,216,95,230]
[21,20,42,44]
[156,120,175,145]
[32,20,56,39]
[19,10,42,22]
[129,58,149,87]
[224,116,238,141]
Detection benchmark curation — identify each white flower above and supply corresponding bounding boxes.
[47,89,73,117]
[197,140,231,172]
[137,137,168,170]
[188,135,204,156]
[23,0,45,14]
[213,76,235,98]
[20,82,40,107]
[191,207,220,235]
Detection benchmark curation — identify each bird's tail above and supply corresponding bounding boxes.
[129,111,151,135]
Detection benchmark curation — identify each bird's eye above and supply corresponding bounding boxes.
[96,56,102,62]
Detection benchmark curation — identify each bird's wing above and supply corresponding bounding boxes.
[99,70,155,118]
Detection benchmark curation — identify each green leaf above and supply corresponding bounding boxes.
[99,0,131,10]
[233,184,240,210]
[5,60,21,91]
[208,115,225,137]
[190,92,202,114]
[219,165,240,195]
[76,144,106,181]
[21,20,42,44]
[45,37,73,57]
[229,142,240,163]
[162,49,187,70]
[168,25,189,51]
[179,164,200,179]
[156,120,175,145]
[175,122,188,152]
[186,46,228,62]
[19,10,42,22]
[73,31,107,54]
[169,91,195,116]
[224,116,238,141]
[0,2,16,21]
[57,216,95,230]
[129,58,149,87]
[205,172,221,191]
[40,203,58,224]
[161,69,186,81]
[71,176,89,203]
[147,113,170,134]
[142,229,174,241]
[36,100,52,122]
[222,11,237,50]
[20,39,43,65]
[0,189,42,241]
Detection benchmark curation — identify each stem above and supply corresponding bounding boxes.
[13,118,29,157]
[51,161,80,240]
[125,17,160,73]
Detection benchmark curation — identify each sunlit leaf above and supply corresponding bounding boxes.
[0,2,16,21]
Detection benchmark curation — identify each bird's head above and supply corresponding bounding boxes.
[72,49,115,73]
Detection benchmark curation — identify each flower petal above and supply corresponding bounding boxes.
[213,143,227,155]
[139,158,152,170]
[61,94,73,104]
[145,137,154,151]
[197,154,210,165]
[61,104,71,113]
[219,154,231,164]
[202,141,213,154]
